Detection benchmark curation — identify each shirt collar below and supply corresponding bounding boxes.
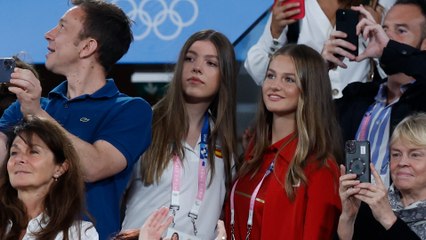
[266,132,298,163]
[375,80,416,104]
[23,212,50,238]
[48,79,119,100]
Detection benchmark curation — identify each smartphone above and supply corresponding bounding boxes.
[0,57,16,83]
[336,9,359,56]
[345,140,370,182]
[275,0,305,20]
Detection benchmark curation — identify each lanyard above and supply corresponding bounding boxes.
[230,162,274,240]
[170,113,209,236]
[230,134,296,240]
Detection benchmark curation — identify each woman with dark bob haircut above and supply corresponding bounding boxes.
[0,116,98,239]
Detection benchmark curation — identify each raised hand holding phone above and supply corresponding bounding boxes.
[352,5,390,61]
[274,0,305,20]
[271,0,304,39]
[271,0,302,38]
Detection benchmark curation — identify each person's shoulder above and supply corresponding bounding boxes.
[304,158,340,198]
[340,81,380,100]
[305,157,339,179]
[115,94,152,109]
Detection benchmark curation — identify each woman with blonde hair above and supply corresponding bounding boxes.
[226,44,342,239]
[338,113,426,239]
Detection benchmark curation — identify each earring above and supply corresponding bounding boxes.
[53,175,59,181]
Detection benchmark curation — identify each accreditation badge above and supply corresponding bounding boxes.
[166,228,201,240]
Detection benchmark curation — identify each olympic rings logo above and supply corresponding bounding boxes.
[110,0,198,41]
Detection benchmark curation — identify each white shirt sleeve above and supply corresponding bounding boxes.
[20,214,99,240]
[244,14,288,85]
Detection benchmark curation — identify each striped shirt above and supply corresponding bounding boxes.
[355,82,412,187]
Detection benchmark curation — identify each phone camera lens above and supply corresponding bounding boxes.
[3,59,13,70]
[4,60,10,67]
[345,140,356,154]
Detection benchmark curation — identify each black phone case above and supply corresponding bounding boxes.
[336,9,359,56]
[0,58,16,83]
[345,140,371,182]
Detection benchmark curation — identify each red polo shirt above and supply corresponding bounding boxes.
[225,133,341,239]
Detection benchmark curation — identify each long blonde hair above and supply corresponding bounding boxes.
[239,44,343,200]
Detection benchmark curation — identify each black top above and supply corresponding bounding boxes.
[336,40,426,143]
[352,203,421,240]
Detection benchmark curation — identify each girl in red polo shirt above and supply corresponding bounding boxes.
[226,44,342,240]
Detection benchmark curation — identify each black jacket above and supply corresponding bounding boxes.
[336,40,426,143]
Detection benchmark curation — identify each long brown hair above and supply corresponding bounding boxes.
[239,44,343,200]
[140,30,238,190]
[0,116,90,240]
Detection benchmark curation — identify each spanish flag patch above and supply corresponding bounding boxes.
[214,148,223,158]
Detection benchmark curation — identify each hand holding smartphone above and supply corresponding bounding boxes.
[274,0,305,20]
[345,140,371,183]
[336,9,360,56]
[0,57,16,83]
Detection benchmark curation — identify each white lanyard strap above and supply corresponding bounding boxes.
[171,155,182,208]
